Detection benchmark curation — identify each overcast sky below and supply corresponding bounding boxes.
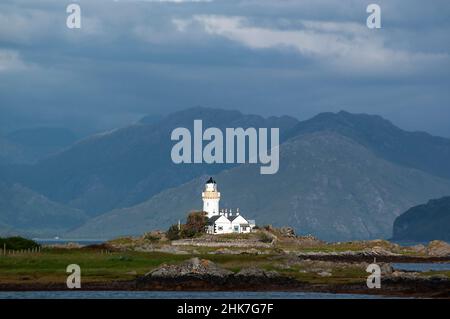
[1,0,449,137]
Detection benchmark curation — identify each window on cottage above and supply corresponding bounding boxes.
[234,226,239,232]
[218,226,223,231]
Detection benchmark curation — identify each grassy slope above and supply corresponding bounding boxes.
[0,249,189,284]
[0,232,447,287]
[0,244,444,287]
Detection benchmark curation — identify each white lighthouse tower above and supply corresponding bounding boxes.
[202,177,220,218]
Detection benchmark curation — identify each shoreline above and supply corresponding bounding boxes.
[296,255,450,264]
[2,233,449,299]
[1,275,449,298]
[0,284,446,299]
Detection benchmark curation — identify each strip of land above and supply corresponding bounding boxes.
[0,228,449,298]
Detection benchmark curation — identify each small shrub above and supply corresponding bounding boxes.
[184,211,208,235]
[166,224,181,241]
[144,233,161,242]
[258,232,273,243]
[166,211,208,240]
[180,227,197,238]
[0,236,40,250]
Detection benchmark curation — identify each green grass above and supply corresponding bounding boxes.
[0,248,275,284]
[421,270,450,278]
[2,244,436,287]
[1,248,343,285]
[0,249,191,284]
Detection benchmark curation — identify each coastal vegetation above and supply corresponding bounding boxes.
[166,211,208,240]
[0,228,449,298]
[0,236,40,250]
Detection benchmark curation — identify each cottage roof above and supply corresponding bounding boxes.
[229,214,248,223]
[207,215,229,225]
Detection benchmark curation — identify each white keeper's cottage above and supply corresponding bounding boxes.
[202,177,255,234]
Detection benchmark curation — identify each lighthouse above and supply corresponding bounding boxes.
[202,177,255,234]
[202,177,220,218]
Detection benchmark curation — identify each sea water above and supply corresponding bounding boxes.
[0,291,394,299]
[393,263,450,272]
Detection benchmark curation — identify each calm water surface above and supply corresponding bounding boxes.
[393,263,450,272]
[0,291,394,299]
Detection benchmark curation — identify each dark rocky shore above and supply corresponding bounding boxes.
[296,253,450,264]
[1,278,448,298]
[134,257,450,298]
[2,257,448,298]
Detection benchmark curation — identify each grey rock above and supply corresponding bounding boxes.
[427,240,450,257]
[380,263,394,275]
[390,271,421,279]
[318,271,332,277]
[148,258,233,279]
[362,246,400,256]
[410,244,427,254]
[279,227,296,238]
[235,267,280,279]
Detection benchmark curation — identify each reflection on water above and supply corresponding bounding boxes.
[0,291,394,299]
[393,263,450,272]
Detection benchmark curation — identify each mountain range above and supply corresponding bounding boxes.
[1,107,450,241]
[5,107,298,215]
[0,127,77,165]
[392,196,450,242]
[0,181,87,237]
[67,131,450,241]
[285,111,450,180]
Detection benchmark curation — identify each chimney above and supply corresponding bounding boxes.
[237,208,240,216]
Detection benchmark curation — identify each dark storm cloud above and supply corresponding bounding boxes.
[0,0,449,136]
